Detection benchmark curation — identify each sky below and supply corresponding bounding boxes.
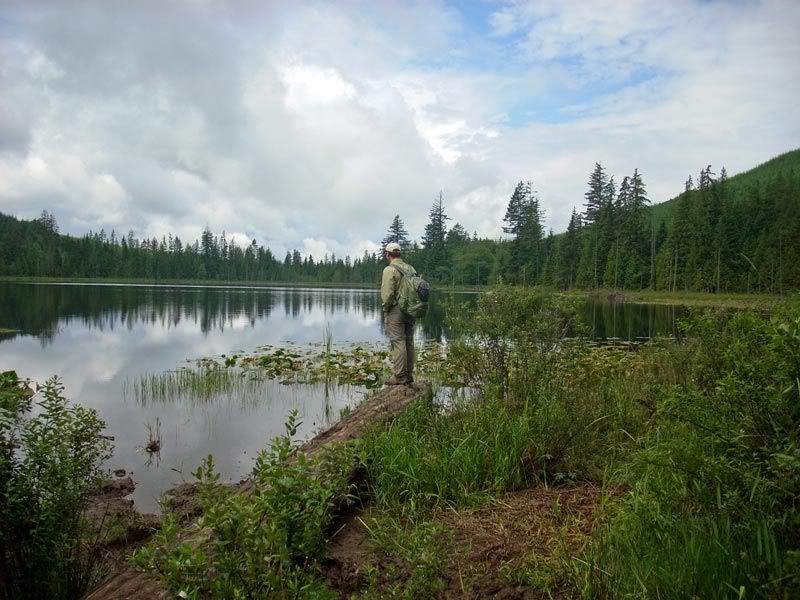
[1,0,798,261]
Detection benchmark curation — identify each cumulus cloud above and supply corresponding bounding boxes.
[0,0,797,256]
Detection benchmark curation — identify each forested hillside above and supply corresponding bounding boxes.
[1,149,798,292]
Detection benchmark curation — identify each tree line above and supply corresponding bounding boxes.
[0,213,383,284]
[1,149,798,292]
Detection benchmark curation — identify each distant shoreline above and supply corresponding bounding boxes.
[0,275,376,290]
[564,288,783,309]
[0,275,485,293]
[0,276,783,306]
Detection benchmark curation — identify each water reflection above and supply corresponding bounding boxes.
[0,284,386,342]
[581,299,687,341]
[0,283,463,346]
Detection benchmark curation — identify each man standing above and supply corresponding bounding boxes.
[381,242,416,385]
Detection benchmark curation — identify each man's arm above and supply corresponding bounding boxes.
[380,266,401,310]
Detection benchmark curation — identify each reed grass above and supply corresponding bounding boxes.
[130,365,271,406]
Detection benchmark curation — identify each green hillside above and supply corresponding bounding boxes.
[651,148,800,229]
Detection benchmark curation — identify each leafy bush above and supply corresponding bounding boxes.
[446,284,582,397]
[133,411,358,599]
[0,371,112,599]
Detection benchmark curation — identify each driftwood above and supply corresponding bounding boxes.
[86,382,430,600]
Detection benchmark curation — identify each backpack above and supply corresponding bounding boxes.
[391,262,430,318]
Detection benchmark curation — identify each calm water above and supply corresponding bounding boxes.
[0,283,684,512]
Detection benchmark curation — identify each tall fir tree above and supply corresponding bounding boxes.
[381,214,411,251]
[559,208,581,289]
[583,163,608,225]
[503,181,528,235]
[421,191,451,280]
[503,180,544,284]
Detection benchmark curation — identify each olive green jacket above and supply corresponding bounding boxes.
[381,258,412,311]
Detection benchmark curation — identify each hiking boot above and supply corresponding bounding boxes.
[385,376,412,386]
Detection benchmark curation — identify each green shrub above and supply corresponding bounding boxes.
[0,371,112,599]
[377,288,800,598]
[133,411,357,599]
[446,284,582,396]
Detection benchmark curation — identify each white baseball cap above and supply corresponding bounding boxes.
[385,242,402,253]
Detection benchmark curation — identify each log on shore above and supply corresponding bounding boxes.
[86,381,430,600]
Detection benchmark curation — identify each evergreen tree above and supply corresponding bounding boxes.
[421,191,451,281]
[422,191,450,249]
[502,181,528,235]
[583,163,608,225]
[2,150,798,291]
[446,222,469,245]
[517,190,545,284]
[381,214,411,251]
[559,209,581,288]
[503,180,544,284]
[622,168,650,288]
[698,165,716,190]
[37,210,59,235]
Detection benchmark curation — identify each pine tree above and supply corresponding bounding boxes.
[38,210,59,235]
[422,191,450,249]
[698,165,716,190]
[622,168,650,288]
[446,222,469,244]
[502,180,544,284]
[381,214,411,251]
[583,163,607,225]
[421,191,451,280]
[503,181,528,235]
[518,190,545,282]
[560,208,581,288]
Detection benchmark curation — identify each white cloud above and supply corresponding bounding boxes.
[280,63,357,111]
[0,0,797,251]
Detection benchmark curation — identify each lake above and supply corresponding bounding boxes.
[0,282,685,512]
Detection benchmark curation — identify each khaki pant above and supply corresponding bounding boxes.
[384,305,415,382]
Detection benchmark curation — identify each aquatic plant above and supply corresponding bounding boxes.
[144,417,162,453]
[130,364,272,406]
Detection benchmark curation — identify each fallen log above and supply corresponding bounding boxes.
[86,381,430,600]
